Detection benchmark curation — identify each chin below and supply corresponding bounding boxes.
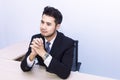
[41,33,48,37]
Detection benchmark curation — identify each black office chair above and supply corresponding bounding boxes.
[71,40,81,71]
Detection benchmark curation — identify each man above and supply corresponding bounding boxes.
[21,6,74,79]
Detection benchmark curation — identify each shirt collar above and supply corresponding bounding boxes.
[44,32,57,48]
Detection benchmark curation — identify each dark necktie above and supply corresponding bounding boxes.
[45,42,51,53]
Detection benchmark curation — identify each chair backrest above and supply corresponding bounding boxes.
[71,40,81,71]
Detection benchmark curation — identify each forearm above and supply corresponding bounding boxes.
[21,56,33,72]
[29,52,36,61]
[21,52,35,72]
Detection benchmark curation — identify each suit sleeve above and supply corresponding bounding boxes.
[46,41,74,79]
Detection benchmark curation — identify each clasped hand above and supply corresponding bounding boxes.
[30,38,46,59]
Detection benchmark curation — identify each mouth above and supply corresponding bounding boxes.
[41,30,48,34]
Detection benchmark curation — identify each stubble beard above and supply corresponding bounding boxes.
[41,30,57,39]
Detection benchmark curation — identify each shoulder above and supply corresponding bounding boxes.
[31,33,44,40]
[32,34,41,38]
[57,31,75,45]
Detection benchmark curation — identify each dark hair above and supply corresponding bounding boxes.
[42,6,63,24]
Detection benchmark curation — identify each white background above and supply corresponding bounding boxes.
[0,0,120,79]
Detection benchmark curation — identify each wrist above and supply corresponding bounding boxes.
[42,53,49,60]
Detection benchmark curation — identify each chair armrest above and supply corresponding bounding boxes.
[77,62,81,71]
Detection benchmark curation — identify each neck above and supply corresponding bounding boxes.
[45,31,57,42]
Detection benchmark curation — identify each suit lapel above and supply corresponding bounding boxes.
[50,32,64,56]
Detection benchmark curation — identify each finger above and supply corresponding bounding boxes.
[32,40,41,47]
[31,41,36,45]
[35,38,43,47]
[31,42,40,48]
[39,38,44,46]
[30,45,35,49]
[30,45,36,52]
[39,38,43,43]
[36,38,42,45]
[33,38,40,45]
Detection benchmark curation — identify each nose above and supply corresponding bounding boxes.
[41,23,47,29]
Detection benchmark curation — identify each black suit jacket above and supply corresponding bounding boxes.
[21,31,74,79]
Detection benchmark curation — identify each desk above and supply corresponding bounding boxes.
[0,41,29,60]
[0,59,116,80]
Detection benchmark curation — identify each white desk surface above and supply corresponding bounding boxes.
[0,59,116,80]
[0,41,29,60]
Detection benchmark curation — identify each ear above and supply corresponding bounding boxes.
[56,24,60,30]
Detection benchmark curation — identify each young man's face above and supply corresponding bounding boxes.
[40,14,59,38]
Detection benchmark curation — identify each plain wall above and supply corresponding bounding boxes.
[0,0,120,79]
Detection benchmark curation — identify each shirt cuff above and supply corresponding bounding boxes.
[44,54,52,67]
[27,55,35,67]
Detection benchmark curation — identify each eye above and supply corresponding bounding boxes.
[47,22,51,26]
[41,20,44,24]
